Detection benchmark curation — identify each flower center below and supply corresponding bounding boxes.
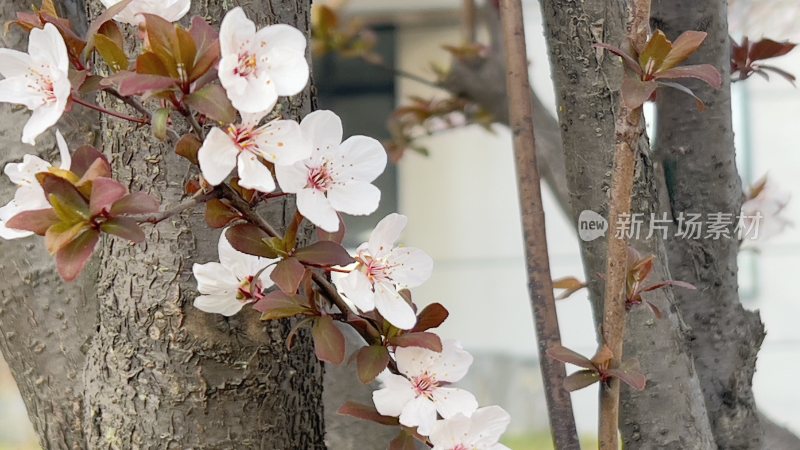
[26,66,57,104]
[236,275,264,303]
[227,125,260,152]
[411,373,438,399]
[234,52,258,78]
[306,164,334,192]
[362,256,393,284]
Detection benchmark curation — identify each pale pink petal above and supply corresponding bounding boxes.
[373,371,416,417]
[193,294,245,316]
[219,7,256,56]
[373,281,416,330]
[297,188,339,232]
[192,262,239,295]
[229,73,278,114]
[0,77,42,109]
[431,387,478,419]
[252,119,311,165]
[55,130,71,170]
[332,269,375,312]
[467,406,512,447]
[386,247,433,289]
[395,345,438,379]
[368,213,407,258]
[275,162,308,193]
[5,155,51,185]
[198,127,239,185]
[300,110,343,160]
[22,101,65,145]
[0,49,32,78]
[333,135,387,182]
[237,152,276,193]
[399,395,438,436]
[29,24,68,73]
[326,181,380,216]
[0,201,33,239]
[430,414,472,450]
[429,340,473,383]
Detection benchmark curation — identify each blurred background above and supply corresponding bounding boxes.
[2,0,799,448]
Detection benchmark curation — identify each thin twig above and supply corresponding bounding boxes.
[71,95,150,125]
[104,89,152,119]
[598,0,650,448]
[365,57,445,90]
[130,189,219,224]
[498,1,579,448]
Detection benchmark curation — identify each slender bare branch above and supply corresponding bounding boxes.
[498,1,579,448]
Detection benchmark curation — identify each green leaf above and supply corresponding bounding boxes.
[151,108,170,141]
[563,369,600,392]
[38,173,90,220]
[55,228,100,282]
[184,84,236,124]
[271,257,306,294]
[225,224,278,258]
[336,401,399,426]
[312,315,346,364]
[293,241,355,266]
[136,52,171,77]
[46,221,89,255]
[100,217,145,243]
[355,345,390,383]
[94,33,128,72]
[83,0,134,61]
[638,30,672,72]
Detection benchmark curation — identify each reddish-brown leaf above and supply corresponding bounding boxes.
[175,133,201,165]
[655,64,722,89]
[110,193,160,216]
[5,208,59,235]
[271,257,306,294]
[204,199,239,228]
[564,369,600,392]
[411,302,449,332]
[56,228,99,282]
[89,177,127,215]
[660,30,707,71]
[312,315,346,364]
[388,431,417,450]
[608,359,647,391]
[293,240,354,266]
[546,345,594,369]
[355,345,390,384]
[621,72,657,110]
[225,224,278,258]
[100,217,145,243]
[337,401,399,426]
[389,331,442,352]
[184,84,236,124]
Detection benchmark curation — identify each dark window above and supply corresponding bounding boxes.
[313,25,398,247]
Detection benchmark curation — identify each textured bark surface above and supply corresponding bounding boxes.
[652,1,765,448]
[0,0,329,448]
[538,0,716,448]
[0,0,99,447]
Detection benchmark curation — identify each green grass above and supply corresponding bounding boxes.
[502,433,598,449]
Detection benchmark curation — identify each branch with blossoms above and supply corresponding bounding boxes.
[0,1,513,448]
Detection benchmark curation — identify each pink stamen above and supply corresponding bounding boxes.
[234,52,258,78]
[307,165,334,191]
[411,373,438,399]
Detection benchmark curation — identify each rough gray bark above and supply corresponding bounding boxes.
[537,0,716,448]
[0,0,329,448]
[0,0,99,447]
[652,1,766,448]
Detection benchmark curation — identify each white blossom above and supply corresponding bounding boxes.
[192,230,277,316]
[100,0,190,25]
[0,24,70,145]
[372,340,477,435]
[218,7,309,114]
[198,112,310,192]
[332,213,431,329]
[429,406,512,450]
[276,110,386,232]
[740,176,792,242]
[0,130,71,239]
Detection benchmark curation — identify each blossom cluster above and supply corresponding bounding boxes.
[0,2,511,448]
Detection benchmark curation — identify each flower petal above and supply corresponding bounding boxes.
[332,269,375,312]
[395,345,438,379]
[0,49,32,78]
[274,162,308,193]
[430,414,472,450]
[22,101,65,145]
[219,7,256,56]
[192,261,238,295]
[193,294,245,316]
[29,24,69,73]
[333,135,387,182]
[255,24,309,95]
[431,387,478,419]
[386,247,433,289]
[237,152,276,193]
[55,130,72,170]
[399,395,438,436]
[429,340,473,383]
[373,371,415,417]
[4,155,51,186]
[296,188,339,232]
[0,201,34,239]
[198,127,239,185]
[326,181,380,216]
[231,73,278,114]
[0,77,42,109]
[300,110,343,161]
[253,119,311,165]
[467,406,512,447]
[368,213,407,258]
[373,281,416,330]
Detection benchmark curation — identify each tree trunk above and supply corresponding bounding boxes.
[0,0,328,448]
[538,0,716,447]
[652,1,765,448]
